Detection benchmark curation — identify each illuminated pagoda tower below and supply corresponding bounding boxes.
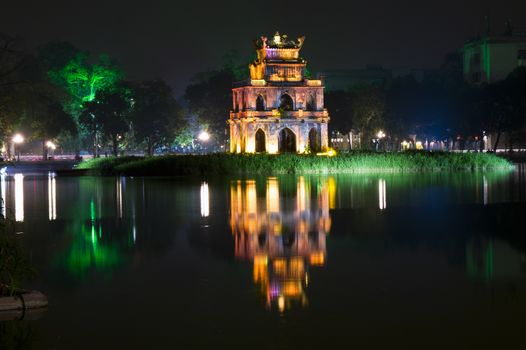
[229,32,330,154]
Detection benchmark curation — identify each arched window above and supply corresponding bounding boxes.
[279,94,294,111]
[279,128,297,153]
[255,129,266,153]
[256,95,265,111]
[306,94,316,111]
[308,128,320,152]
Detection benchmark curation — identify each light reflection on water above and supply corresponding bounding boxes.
[230,176,330,312]
[14,173,24,222]
[1,168,526,347]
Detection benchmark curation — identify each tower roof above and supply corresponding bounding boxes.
[254,32,305,50]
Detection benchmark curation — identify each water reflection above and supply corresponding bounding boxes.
[230,176,331,312]
[116,177,123,219]
[200,182,209,217]
[1,174,6,218]
[378,178,386,210]
[14,174,23,222]
[48,173,57,221]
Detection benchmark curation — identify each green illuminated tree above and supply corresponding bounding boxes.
[48,53,123,116]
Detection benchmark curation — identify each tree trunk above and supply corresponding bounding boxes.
[5,138,12,160]
[93,133,99,158]
[112,134,118,157]
[42,140,48,161]
[147,143,153,156]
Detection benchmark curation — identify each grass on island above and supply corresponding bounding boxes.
[75,151,513,176]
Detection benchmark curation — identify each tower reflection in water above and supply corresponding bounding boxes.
[230,176,333,312]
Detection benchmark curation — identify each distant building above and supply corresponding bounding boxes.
[463,21,526,84]
[229,32,330,154]
[317,65,392,91]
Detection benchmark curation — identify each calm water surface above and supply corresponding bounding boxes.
[2,167,526,348]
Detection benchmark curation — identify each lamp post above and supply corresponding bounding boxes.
[12,134,24,162]
[375,130,386,151]
[46,141,57,160]
[198,131,210,154]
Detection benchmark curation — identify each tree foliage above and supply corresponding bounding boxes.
[130,79,183,155]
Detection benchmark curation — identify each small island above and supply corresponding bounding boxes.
[75,151,512,176]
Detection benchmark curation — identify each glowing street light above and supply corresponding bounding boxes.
[46,141,57,150]
[198,131,210,142]
[374,130,386,152]
[12,133,24,144]
[12,133,24,162]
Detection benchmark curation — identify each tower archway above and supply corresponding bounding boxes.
[279,94,294,111]
[256,95,265,111]
[255,129,266,153]
[306,94,316,111]
[279,128,297,153]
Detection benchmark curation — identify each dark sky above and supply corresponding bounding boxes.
[2,0,526,96]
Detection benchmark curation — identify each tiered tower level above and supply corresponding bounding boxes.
[229,32,329,154]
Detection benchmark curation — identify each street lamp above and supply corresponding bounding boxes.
[198,131,210,142]
[12,133,24,162]
[46,141,56,150]
[374,130,386,152]
[46,141,57,160]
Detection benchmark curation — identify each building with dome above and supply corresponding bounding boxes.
[229,32,330,154]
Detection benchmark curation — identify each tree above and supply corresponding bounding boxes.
[29,101,76,159]
[130,80,183,156]
[481,67,526,151]
[0,33,34,155]
[325,90,353,133]
[79,100,104,157]
[184,69,234,147]
[349,84,385,149]
[79,89,131,157]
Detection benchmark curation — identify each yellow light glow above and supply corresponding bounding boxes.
[12,134,24,144]
[415,141,423,150]
[267,177,280,213]
[377,130,386,139]
[310,252,325,266]
[278,296,285,312]
[316,148,337,157]
[306,80,322,86]
[253,255,268,283]
[401,140,410,150]
[46,141,57,150]
[251,79,266,86]
[283,281,301,297]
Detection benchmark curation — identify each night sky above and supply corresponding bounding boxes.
[2,0,526,95]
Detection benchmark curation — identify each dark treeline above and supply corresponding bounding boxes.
[326,57,526,151]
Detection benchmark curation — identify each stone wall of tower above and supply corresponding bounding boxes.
[234,86,324,111]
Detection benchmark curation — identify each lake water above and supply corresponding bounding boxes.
[1,167,526,348]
